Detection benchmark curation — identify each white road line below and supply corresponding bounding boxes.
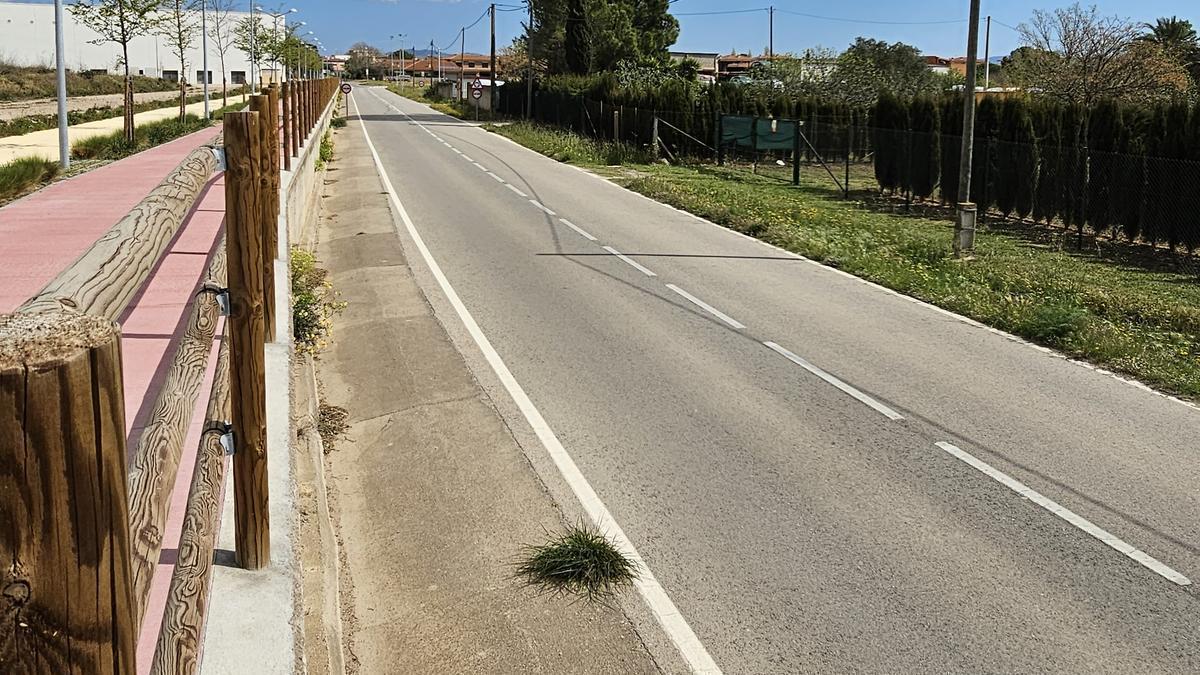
[352,94,722,674]
[665,284,745,330]
[487,172,506,183]
[529,200,556,216]
[506,184,529,198]
[461,154,474,162]
[559,218,597,241]
[934,442,1191,587]
[762,342,904,420]
[452,148,463,154]
[473,162,489,171]
[602,246,657,277]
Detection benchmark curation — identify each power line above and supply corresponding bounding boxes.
[675,7,769,17]
[773,9,967,26]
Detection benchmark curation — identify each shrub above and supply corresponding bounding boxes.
[515,524,638,602]
[71,114,209,160]
[291,247,342,353]
[0,156,60,201]
[330,116,347,129]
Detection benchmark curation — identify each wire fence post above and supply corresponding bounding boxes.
[792,120,801,186]
[716,113,724,165]
[845,122,853,198]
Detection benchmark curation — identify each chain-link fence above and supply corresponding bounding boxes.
[499,89,1200,273]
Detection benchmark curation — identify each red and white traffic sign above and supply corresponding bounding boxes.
[340,82,352,94]
[471,87,483,100]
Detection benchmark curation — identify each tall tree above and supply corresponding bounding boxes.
[233,17,275,86]
[208,0,236,107]
[1084,100,1122,236]
[564,0,592,75]
[1138,16,1200,82]
[994,97,1037,218]
[525,0,679,75]
[70,0,164,142]
[159,0,200,120]
[1007,3,1192,106]
[908,95,940,200]
[839,38,937,98]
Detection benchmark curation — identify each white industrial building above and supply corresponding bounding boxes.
[0,0,290,85]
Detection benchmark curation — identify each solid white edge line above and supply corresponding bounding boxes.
[763,341,904,421]
[505,184,529,198]
[665,284,745,330]
[559,218,597,241]
[529,200,556,216]
[602,246,657,277]
[934,442,1191,587]
[352,94,723,674]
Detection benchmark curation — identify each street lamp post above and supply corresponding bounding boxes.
[53,0,68,169]
[201,0,210,118]
[256,6,298,83]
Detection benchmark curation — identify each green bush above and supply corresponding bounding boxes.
[0,61,177,102]
[291,247,343,353]
[330,116,347,129]
[71,114,210,160]
[0,156,60,201]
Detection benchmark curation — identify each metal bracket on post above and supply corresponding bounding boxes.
[210,146,227,172]
[198,283,231,316]
[204,421,236,455]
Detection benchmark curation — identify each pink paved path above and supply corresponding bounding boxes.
[0,125,227,671]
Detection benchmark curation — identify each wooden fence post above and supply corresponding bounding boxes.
[248,95,277,341]
[222,111,270,570]
[281,82,291,171]
[1,312,136,673]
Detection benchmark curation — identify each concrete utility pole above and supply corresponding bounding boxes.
[490,3,496,111]
[983,15,992,90]
[954,0,982,257]
[525,0,533,119]
[53,0,69,169]
[768,6,774,58]
[459,27,465,101]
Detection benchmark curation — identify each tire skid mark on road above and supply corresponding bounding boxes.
[935,441,1191,587]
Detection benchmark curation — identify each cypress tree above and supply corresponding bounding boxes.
[1162,102,1191,250]
[939,94,963,204]
[994,98,1036,218]
[1059,104,1088,234]
[1117,106,1149,243]
[873,93,903,193]
[1031,102,1061,224]
[909,96,940,200]
[1085,100,1122,237]
[970,96,1000,208]
[1142,106,1169,246]
[1184,105,1200,252]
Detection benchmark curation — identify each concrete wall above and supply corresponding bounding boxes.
[0,1,273,84]
[283,93,338,248]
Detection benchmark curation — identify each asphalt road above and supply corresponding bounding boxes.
[348,86,1200,673]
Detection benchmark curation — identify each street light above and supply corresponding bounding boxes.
[256,6,298,83]
[390,33,406,83]
[53,0,68,169]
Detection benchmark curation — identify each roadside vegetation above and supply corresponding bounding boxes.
[0,156,60,202]
[516,524,638,602]
[0,86,249,139]
[493,121,1200,399]
[0,61,176,102]
[292,247,344,354]
[71,114,211,160]
[316,130,334,170]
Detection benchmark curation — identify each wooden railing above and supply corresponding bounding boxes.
[0,77,340,674]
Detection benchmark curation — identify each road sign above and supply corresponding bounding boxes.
[340,83,352,94]
[471,78,483,90]
[471,87,483,100]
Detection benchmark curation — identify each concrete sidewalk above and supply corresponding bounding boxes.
[301,119,660,673]
[0,97,218,164]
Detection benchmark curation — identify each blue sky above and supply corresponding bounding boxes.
[21,1,1200,58]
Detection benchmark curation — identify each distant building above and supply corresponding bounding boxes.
[669,51,719,78]
[717,53,762,80]
[923,55,951,75]
[324,55,348,74]
[0,0,266,85]
[948,56,985,77]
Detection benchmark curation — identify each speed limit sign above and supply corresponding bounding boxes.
[340,82,352,94]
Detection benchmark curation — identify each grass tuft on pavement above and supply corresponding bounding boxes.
[0,156,60,202]
[491,121,1200,399]
[516,524,638,602]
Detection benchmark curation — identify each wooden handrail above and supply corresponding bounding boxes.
[149,337,230,675]
[125,242,226,629]
[18,141,221,320]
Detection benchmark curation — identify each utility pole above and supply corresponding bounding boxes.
[490,3,496,112]
[983,15,992,90]
[459,27,465,102]
[53,0,68,170]
[768,6,774,58]
[954,0,981,257]
[525,0,533,119]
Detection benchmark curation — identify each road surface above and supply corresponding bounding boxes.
[348,86,1200,673]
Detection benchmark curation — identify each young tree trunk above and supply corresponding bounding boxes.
[123,44,135,143]
[222,77,228,108]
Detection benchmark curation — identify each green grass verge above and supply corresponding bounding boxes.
[71,114,212,161]
[515,524,637,602]
[492,121,1200,399]
[0,156,60,202]
[0,63,176,102]
[0,87,250,138]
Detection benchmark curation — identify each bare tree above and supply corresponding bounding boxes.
[1008,3,1191,105]
[158,0,200,120]
[70,0,164,142]
[208,0,236,107]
